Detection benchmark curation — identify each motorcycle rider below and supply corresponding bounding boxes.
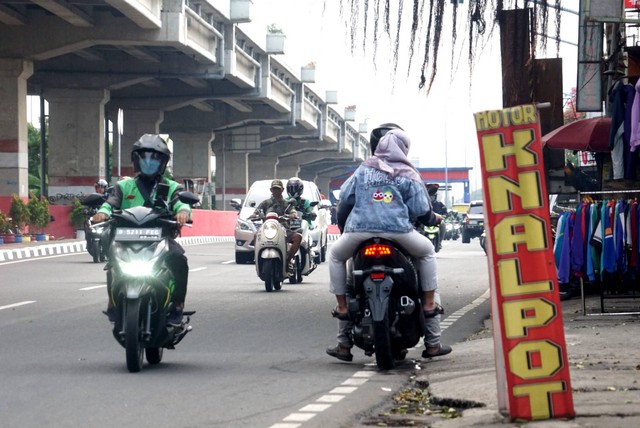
[286,177,316,226]
[427,183,447,251]
[326,123,452,362]
[95,179,108,195]
[92,134,191,326]
[252,179,302,275]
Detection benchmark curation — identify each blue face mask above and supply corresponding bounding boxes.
[139,158,161,176]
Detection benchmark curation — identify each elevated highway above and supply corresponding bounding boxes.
[0,0,368,211]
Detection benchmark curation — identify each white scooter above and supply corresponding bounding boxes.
[253,210,291,292]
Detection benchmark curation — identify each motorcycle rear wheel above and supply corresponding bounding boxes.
[125,299,144,373]
[373,318,395,370]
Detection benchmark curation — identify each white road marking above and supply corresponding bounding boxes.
[0,253,78,265]
[272,288,492,427]
[79,285,106,291]
[0,301,36,311]
[222,260,236,264]
[189,267,207,272]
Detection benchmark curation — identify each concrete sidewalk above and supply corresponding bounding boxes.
[360,296,640,427]
[0,235,235,262]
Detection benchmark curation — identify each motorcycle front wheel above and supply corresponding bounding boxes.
[125,299,144,372]
[373,318,395,370]
[145,347,163,365]
[262,259,278,292]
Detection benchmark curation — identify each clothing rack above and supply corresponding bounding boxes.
[577,190,640,316]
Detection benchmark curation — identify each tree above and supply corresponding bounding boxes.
[28,123,47,196]
[563,87,586,124]
[334,0,561,94]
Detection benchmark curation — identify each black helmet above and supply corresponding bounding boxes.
[286,177,304,198]
[131,134,171,179]
[369,123,404,154]
[426,183,440,196]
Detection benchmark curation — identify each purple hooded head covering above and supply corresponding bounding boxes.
[362,129,422,182]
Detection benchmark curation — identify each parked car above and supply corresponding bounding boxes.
[231,179,329,264]
[461,201,484,243]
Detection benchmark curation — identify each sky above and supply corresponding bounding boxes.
[237,0,581,201]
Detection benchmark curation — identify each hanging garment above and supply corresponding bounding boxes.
[585,203,596,281]
[623,84,637,179]
[558,211,573,284]
[630,200,638,270]
[570,203,585,273]
[602,201,617,276]
[631,80,640,152]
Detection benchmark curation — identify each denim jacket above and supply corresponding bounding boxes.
[339,165,431,233]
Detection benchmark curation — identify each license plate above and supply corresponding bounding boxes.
[114,227,163,241]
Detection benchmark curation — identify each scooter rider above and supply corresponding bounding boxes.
[427,183,447,251]
[326,123,452,362]
[252,179,303,276]
[286,177,316,227]
[92,134,191,326]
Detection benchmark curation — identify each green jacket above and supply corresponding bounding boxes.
[98,176,191,217]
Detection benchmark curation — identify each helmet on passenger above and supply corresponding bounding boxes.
[286,177,304,198]
[369,123,404,154]
[426,183,439,197]
[95,179,108,193]
[131,134,172,180]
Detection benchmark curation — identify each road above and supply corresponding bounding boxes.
[0,239,490,428]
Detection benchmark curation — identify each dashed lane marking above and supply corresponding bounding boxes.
[79,285,106,291]
[270,289,491,428]
[0,301,36,311]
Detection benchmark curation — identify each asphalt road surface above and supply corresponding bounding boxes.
[0,238,490,428]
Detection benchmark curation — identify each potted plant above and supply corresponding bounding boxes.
[27,192,51,241]
[8,195,28,243]
[70,197,87,240]
[0,210,8,244]
[266,23,285,54]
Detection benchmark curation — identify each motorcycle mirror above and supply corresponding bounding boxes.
[309,201,319,207]
[229,198,242,211]
[177,191,200,206]
[81,193,107,208]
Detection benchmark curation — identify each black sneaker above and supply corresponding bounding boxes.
[422,344,452,358]
[167,308,184,327]
[102,307,116,322]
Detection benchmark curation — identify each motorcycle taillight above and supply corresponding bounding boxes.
[363,244,392,257]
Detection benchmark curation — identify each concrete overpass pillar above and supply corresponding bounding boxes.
[170,131,214,181]
[0,59,33,205]
[277,165,301,180]
[46,88,109,198]
[116,109,164,179]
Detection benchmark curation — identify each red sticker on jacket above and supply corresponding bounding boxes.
[126,195,135,199]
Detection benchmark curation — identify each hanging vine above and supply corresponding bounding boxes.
[331,0,561,95]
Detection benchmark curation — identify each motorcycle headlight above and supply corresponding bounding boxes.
[446,224,453,231]
[263,221,278,240]
[114,240,167,277]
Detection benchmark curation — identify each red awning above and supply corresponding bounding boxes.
[541,117,611,152]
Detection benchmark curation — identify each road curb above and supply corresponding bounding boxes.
[0,236,235,263]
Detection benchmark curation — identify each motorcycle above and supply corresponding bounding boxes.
[479,229,487,254]
[82,194,109,263]
[421,224,442,253]
[288,203,319,283]
[85,185,200,372]
[346,237,426,370]
[253,208,291,292]
[443,216,460,241]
